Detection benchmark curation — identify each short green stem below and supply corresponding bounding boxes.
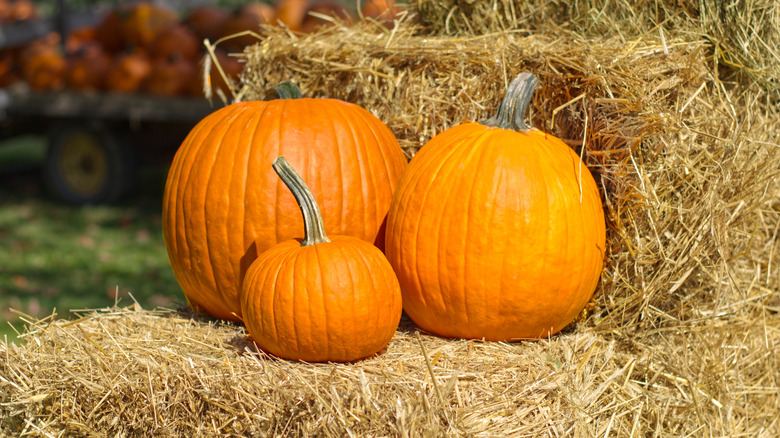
[480,72,539,132]
[272,157,331,247]
[264,82,303,101]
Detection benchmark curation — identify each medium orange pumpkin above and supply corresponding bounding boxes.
[385,72,606,341]
[241,157,402,362]
[163,83,407,322]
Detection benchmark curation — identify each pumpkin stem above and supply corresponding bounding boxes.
[480,72,539,132]
[272,156,331,246]
[263,81,303,100]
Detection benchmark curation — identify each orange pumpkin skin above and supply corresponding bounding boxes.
[242,235,402,362]
[385,73,606,341]
[162,95,407,322]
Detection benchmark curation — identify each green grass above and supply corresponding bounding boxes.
[0,146,184,344]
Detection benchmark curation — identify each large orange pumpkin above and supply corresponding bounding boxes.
[163,83,407,322]
[385,72,606,341]
[241,157,402,362]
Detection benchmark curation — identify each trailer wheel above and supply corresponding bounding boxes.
[44,123,136,205]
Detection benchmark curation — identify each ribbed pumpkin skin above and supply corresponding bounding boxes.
[385,124,605,341]
[163,99,407,322]
[241,236,402,362]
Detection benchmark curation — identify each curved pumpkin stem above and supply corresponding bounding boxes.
[480,72,539,132]
[263,81,303,101]
[272,156,331,247]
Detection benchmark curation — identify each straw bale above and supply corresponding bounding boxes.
[411,0,780,93]
[1,301,778,436]
[2,3,779,436]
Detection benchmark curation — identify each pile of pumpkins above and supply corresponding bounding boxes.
[0,0,401,96]
[162,74,607,363]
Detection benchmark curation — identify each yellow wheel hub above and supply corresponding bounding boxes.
[58,132,108,197]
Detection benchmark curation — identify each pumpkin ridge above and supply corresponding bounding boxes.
[553,137,593,330]
[324,100,347,237]
[273,248,300,355]
[312,244,330,357]
[352,240,386,344]
[405,128,473,312]
[355,104,397,230]
[175,106,243,318]
[528,132,569,333]
[201,106,260,317]
[237,103,265,284]
[169,119,215,302]
[332,100,375,240]
[452,127,506,331]
[337,242,358,359]
[289,248,308,356]
[229,106,262,307]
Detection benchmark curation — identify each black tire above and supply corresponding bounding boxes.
[44,122,137,205]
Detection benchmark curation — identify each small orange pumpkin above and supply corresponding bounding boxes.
[120,2,178,49]
[273,0,309,32]
[300,1,352,33]
[217,2,273,51]
[145,54,196,97]
[163,83,407,322]
[94,8,126,53]
[105,50,152,93]
[241,157,402,362]
[184,5,229,42]
[385,72,606,341]
[3,0,38,23]
[0,48,21,87]
[20,37,66,91]
[149,24,200,61]
[361,0,402,24]
[65,42,111,92]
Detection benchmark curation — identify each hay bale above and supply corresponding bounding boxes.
[2,3,779,436]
